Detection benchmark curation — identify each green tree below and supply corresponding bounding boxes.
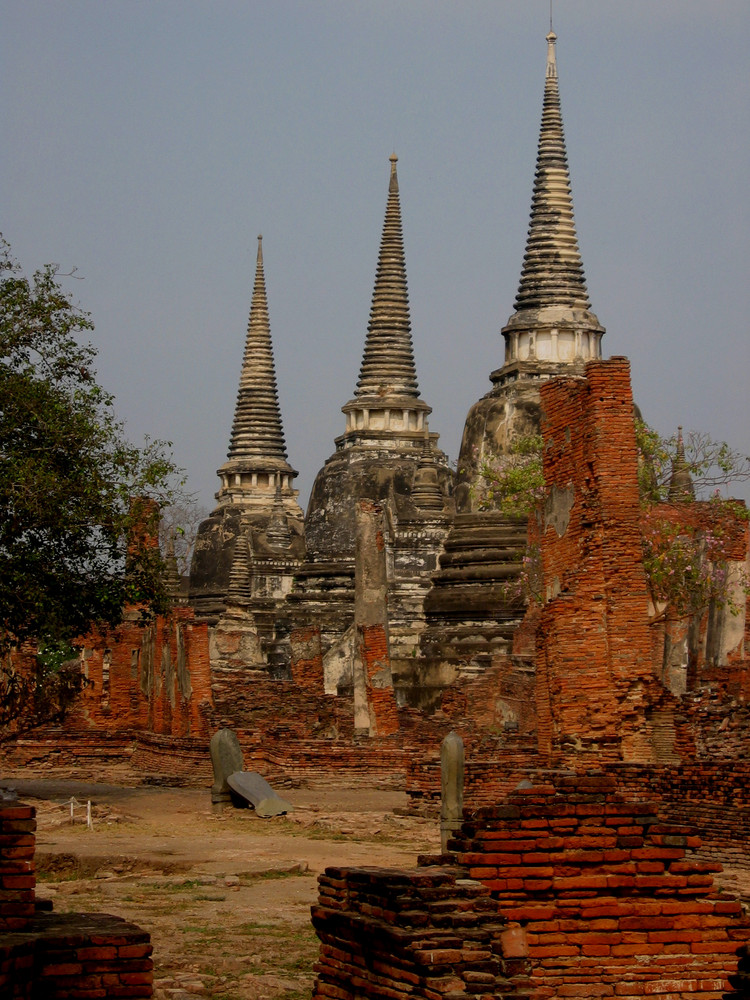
[0,236,184,654]
[472,433,545,518]
[471,434,545,606]
[635,420,750,505]
[478,423,748,623]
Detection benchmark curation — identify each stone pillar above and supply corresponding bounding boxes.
[209,728,244,812]
[440,730,464,852]
[290,625,324,695]
[354,500,399,736]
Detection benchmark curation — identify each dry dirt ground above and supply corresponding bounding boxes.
[4,779,441,1000]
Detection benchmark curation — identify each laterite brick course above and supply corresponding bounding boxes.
[312,865,533,1000]
[536,359,658,763]
[310,772,750,998]
[0,805,35,932]
[438,771,750,998]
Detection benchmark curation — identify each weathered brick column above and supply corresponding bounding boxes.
[354,500,399,736]
[443,771,750,998]
[0,803,153,997]
[0,805,36,932]
[537,358,655,762]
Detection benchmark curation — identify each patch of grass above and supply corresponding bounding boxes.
[237,921,299,939]
[36,868,81,884]
[265,924,319,971]
[183,923,215,935]
[140,878,205,894]
[240,868,312,885]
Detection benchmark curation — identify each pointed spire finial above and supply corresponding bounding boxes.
[668,426,695,501]
[389,152,399,195]
[546,26,557,79]
[513,26,589,312]
[225,236,290,463]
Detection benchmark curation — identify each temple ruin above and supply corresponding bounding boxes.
[2,24,749,1000]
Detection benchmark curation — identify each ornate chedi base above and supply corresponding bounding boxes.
[417,512,527,692]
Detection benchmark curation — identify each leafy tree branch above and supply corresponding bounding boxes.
[0,236,188,659]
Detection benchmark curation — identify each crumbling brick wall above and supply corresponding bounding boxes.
[438,771,750,997]
[0,803,153,998]
[0,805,35,932]
[358,623,400,736]
[311,771,750,999]
[75,607,213,739]
[610,762,750,871]
[440,655,537,737]
[536,358,658,762]
[311,866,533,999]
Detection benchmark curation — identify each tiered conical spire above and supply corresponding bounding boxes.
[411,435,445,511]
[668,427,695,501]
[265,483,293,548]
[215,236,301,513]
[355,155,420,400]
[226,528,253,605]
[514,30,590,312]
[227,236,289,463]
[495,27,604,383]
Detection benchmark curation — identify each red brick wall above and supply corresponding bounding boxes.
[310,772,750,999]
[290,626,325,695]
[440,655,537,736]
[610,762,750,870]
[10,912,153,999]
[75,608,212,740]
[536,359,657,762]
[439,771,750,997]
[0,805,35,932]
[312,866,532,999]
[358,624,399,737]
[0,803,153,998]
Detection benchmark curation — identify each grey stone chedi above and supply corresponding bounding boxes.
[456,28,605,505]
[189,236,305,641]
[420,28,606,676]
[287,154,454,690]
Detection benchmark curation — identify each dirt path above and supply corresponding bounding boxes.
[7,779,440,1000]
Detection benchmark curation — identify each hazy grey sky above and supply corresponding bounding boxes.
[4,1,749,511]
